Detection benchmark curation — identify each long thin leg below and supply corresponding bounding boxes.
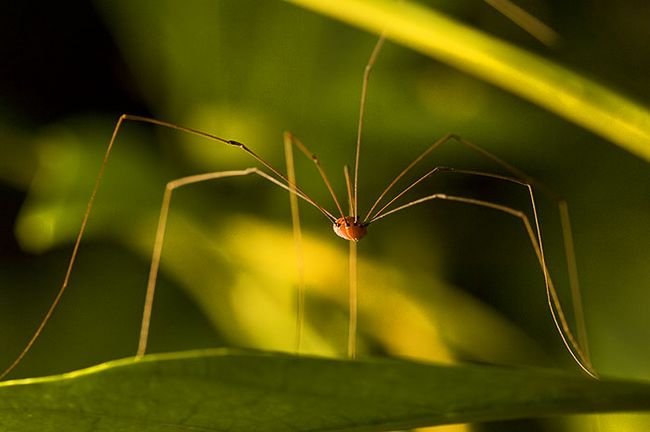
[364,133,592,369]
[283,132,306,353]
[345,168,359,359]
[282,132,365,356]
[137,167,303,357]
[359,0,561,222]
[0,115,127,380]
[0,113,333,380]
[283,130,365,353]
[371,166,524,222]
[364,134,588,330]
[345,163,359,360]
[364,133,535,224]
[363,134,456,223]
[482,0,559,46]
[122,115,337,222]
[559,201,590,357]
[285,131,346,220]
[348,240,358,359]
[344,166,354,217]
[354,32,386,222]
[346,0,559,362]
[373,191,598,378]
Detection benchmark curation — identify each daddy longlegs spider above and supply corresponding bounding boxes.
[1,3,597,381]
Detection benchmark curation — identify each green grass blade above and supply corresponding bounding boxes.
[1,349,650,431]
[285,0,650,162]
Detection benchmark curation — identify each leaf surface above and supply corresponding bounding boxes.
[2,349,650,431]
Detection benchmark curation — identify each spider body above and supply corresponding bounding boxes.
[333,216,368,241]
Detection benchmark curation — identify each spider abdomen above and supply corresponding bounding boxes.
[333,216,367,241]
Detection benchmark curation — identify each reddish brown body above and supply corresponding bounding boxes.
[333,216,368,241]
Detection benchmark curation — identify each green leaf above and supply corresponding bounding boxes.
[1,350,649,431]
[285,0,650,162]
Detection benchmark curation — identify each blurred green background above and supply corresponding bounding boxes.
[1,1,648,430]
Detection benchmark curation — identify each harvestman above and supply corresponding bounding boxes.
[1,4,597,380]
